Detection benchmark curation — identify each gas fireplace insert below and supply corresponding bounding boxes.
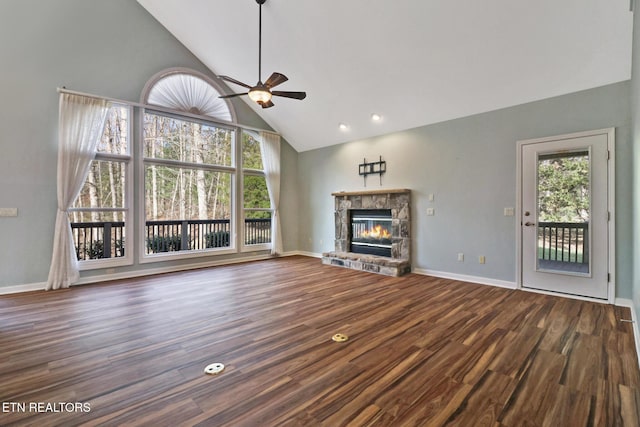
[349,209,392,257]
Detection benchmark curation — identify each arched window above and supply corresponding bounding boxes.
[138,68,273,260]
[70,68,275,268]
[141,68,235,122]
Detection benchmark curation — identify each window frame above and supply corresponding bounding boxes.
[72,104,134,270]
[138,109,240,263]
[70,69,279,269]
[239,130,272,252]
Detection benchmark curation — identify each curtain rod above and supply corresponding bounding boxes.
[56,87,280,136]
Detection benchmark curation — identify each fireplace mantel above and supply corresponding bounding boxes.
[331,188,410,197]
[323,189,411,276]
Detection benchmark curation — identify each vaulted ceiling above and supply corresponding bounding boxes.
[137,0,633,152]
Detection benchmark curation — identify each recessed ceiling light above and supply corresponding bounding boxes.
[371,113,382,121]
[339,123,349,130]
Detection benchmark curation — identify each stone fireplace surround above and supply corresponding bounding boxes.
[322,189,411,276]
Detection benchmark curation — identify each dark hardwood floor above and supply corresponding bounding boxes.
[1,256,639,426]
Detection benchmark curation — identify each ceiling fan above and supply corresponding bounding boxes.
[219,0,307,109]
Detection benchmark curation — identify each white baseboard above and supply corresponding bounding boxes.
[280,250,322,258]
[412,268,517,289]
[295,251,322,258]
[0,282,47,295]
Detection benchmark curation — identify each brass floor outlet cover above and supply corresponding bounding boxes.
[204,362,225,375]
[332,333,349,342]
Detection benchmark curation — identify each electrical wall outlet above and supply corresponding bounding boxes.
[426,208,435,216]
[457,253,464,262]
[504,207,514,216]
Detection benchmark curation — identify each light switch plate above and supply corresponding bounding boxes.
[428,193,435,202]
[504,207,514,216]
[0,208,18,217]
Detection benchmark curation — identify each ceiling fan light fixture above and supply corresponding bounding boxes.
[217,0,306,108]
[248,87,272,103]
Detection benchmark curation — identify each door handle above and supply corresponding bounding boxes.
[524,222,536,227]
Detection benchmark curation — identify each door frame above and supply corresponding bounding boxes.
[515,128,615,303]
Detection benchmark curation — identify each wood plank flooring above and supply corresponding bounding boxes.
[1,255,639,426]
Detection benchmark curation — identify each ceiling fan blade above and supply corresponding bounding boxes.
[272,91,307,100]
[264,72,288,89]
[219,75,252,89]
[219,92,249,99]
[258,100,275,109]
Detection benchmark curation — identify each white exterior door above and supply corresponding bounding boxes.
[518,129,614,300]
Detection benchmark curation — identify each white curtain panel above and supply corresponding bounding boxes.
[147,73,232,122]
[46,93,110,290]
[260,131,283,255]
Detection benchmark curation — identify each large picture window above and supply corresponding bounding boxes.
[143,112,235,257]
[70,104,132,267]
[69,69,278,270]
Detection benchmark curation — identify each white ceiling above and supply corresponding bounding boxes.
[137,0,633,152]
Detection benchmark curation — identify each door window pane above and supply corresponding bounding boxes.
[536,151,590,274]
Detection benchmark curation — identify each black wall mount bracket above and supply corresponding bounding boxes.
[359,156,386,186]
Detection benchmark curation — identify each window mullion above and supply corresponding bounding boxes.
[95,153,130,162]
[144,157,235,174]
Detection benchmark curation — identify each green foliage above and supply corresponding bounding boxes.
[205,231,230,248]
[84,240,105,259]
[537,154,589,222]
[242,132,263,169]
[146,235,185,253]
[245,210,271,219]
[82,238,125,259]
[244,175,270,209]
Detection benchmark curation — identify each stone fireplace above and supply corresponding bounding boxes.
[322,189,411,276]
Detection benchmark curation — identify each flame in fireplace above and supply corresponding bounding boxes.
[361,225,391,240]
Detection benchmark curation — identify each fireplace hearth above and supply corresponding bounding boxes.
[323,189,411,276]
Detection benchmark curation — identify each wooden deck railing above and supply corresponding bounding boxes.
[71,218,271,260]
[537,221,588,264]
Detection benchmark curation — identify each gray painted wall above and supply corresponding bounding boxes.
[298,82,633,298]
[0,0,299,288]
